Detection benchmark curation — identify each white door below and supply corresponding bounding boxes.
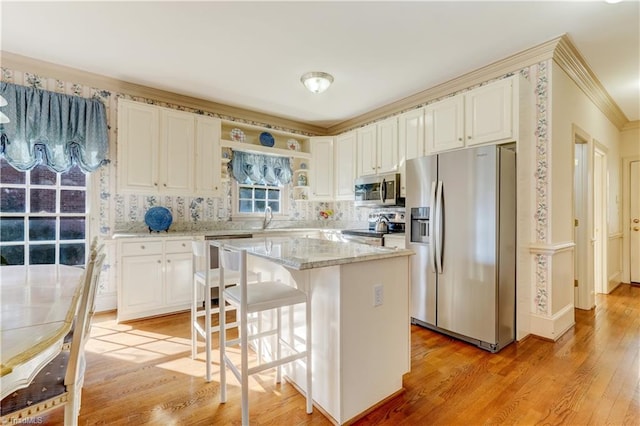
[574,141,589,309]
[631,161,640,283]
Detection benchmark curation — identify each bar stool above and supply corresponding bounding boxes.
[190,240,260,382]
[218,244,312,425]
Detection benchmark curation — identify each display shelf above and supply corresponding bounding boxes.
[221,120,311,156]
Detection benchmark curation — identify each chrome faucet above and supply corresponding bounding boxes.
[263,206,273,229]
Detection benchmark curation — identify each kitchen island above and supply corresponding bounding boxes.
[210,237,413,425]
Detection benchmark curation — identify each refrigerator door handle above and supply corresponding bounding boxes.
[435,180,444,274]
[428,181,437,272]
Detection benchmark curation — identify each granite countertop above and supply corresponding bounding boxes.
[210,236,412,270]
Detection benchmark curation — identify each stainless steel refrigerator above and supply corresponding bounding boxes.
[406,144,516,353]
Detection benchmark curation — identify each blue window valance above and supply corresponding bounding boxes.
[0,82,109,173]
[229,150,292,186]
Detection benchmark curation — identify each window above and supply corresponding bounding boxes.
[236,183,282,215]
[0,158,88,266]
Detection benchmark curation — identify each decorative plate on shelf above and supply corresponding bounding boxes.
[230,128,246,142]
[144,206,173,232]
[287,139,300,151]
[259,132,275,147]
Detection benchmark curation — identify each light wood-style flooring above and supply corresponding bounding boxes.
[39,284,638,425]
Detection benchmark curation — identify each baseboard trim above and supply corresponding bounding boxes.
[529,304,575,341]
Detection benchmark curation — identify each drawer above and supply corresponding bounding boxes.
[120,241,163,256]
[165,239,192,253]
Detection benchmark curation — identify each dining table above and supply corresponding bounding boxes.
[1,264,85,399]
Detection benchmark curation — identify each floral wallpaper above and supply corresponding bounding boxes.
[2,60,553,317]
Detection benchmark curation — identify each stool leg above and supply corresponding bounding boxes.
[241,306,249,425]
[205,283,212,382]
[191,279,197,360]
[219,287,227,403]
[306,297,313,414]
[276,307,282,384]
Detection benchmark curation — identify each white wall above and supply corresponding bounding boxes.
[551,61,623,309]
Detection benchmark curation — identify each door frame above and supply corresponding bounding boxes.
[622,155,640,283]
[593,141,608,297]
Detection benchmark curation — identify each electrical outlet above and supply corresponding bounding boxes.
[373,284,383,307]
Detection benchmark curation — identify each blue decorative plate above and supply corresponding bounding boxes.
[259,132,275,147]
[145,206,173,232]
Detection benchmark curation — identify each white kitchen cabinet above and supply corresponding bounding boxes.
[464,78,513,146]
[425,77,515,154]
[383,234,406,249]
[398,108,425,196]
[334,131,356,200]
[117,99,196,194]
[310,137,334,200]
[195,115,222,196]
[356,117,398,178]
[117,238,193,322]
[161,109,195,193]
[425,96,465,153]
[117,100,160,192]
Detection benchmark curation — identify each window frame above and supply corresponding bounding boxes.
[0,160,90,266]
[231,181,289,219]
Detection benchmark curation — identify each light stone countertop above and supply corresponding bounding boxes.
[210,236,412,270]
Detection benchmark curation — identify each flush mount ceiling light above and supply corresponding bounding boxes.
[300,72,334,94]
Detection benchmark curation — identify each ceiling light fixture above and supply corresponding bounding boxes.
[300,72,334,94]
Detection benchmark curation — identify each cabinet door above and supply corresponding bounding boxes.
[377,117,398,174]
[465,79,513,146]
[310,137,334,200]
[195,116,222,196]
[164,251,193,308]
[334,132,356,200]
[425,96,464,153]
[160,109,195,193]
[119,254,164,319]
[398,110,424,197]
[117,100,160,192]
[400,108,425,161]
[357,124,377,177]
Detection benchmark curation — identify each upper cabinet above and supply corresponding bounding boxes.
[309,137,334,200]
[117,99,221,196]
[334,132,356,200]
[398,108,425,197]
[357,117,399,178]
[425,77,515,154]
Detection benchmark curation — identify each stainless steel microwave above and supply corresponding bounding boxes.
[354,173,404,207]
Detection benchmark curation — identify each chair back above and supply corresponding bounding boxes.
[219,246,248,308]
[65,249,105,388]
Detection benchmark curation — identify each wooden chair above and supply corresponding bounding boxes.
[191,240,260,382]
[218,244,312,425]
[0,250,106,425]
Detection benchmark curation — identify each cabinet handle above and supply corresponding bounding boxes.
[141,245,145,249]
[163,183,167,187]
[154,182,158,186]
[157,260,161,264]
[167,259,171,263]
[181,243,186,247]
[458,137,462,141]
[468,136,472,139]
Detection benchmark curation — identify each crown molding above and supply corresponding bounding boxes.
[327,36,563,135]
[0,51,327,136]
[552,35,628,130]
[622,120,640,131]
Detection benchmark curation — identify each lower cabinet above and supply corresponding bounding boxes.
[117,238,193,322]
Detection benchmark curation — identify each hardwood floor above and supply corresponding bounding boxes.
[38,284,638,425]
